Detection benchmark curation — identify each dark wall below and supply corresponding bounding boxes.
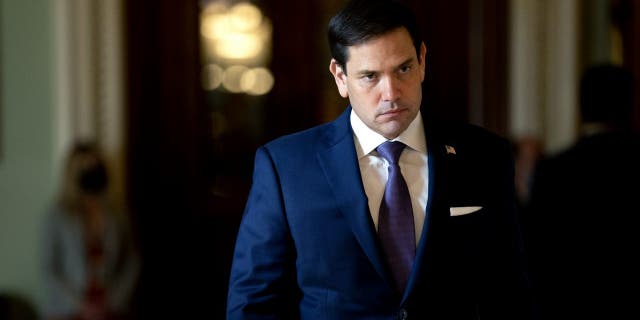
[124,0,220,317]
[617,0,640,131]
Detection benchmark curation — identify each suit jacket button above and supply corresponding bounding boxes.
[397,308,408,320]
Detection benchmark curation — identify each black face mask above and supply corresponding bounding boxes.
[78,163,108,194]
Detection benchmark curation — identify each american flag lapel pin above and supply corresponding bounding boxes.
[445,145,456,155]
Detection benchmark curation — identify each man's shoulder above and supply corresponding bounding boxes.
[267,122,329,145]
[263,120,335,153]
[263,108,351,153]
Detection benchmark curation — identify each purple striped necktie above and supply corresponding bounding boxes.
[376,140,415,294]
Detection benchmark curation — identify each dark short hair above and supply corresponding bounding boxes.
[328,0,422,74]
[580,64,634,127]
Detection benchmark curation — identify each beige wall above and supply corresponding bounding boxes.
[509,0,580,154]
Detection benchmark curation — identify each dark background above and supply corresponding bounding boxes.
[124,0,640,317]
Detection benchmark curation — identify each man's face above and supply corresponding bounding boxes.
[330,27,426,139]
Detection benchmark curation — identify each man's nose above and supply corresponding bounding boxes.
[381,76,400,102]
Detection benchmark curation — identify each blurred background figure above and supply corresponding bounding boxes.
[527,64,640,319]
[42,142,139,320]
[513,135,545,209]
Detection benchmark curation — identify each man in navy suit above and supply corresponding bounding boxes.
[227,0,533,319]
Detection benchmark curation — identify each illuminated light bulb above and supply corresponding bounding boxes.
[215,32,263,60]
[222,65,249,93]
[229,2,263,31]
[200,3,229,39]
[202,64,224,90]
[241,67,274,95]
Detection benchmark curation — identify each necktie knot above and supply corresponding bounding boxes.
[377,141,406,165]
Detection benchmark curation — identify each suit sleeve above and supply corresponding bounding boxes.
[227,146,299,320]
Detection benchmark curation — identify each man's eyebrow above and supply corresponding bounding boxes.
[355,69,379,75]
[354,57,416,76]
[354,69,377,76]
[397,57,415,67]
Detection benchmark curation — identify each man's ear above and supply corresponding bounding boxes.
[329,59,349,98]
[419,42,427,82]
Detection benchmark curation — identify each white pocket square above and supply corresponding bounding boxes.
[449,206,482,216]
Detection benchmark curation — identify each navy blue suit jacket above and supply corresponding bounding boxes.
[227,107,532,319]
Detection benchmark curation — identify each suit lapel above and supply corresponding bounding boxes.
[317,107,456,300]
[317,107,392,286]
[401,114,451,303]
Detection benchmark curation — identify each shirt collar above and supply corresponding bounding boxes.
[350,109,427,159]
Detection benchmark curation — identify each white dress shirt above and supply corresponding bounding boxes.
[350,110,429,245]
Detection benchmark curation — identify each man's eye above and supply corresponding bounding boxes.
[399,66,411,73]
[363,73,376,80]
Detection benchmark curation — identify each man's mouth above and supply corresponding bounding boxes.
[379,108,406,117]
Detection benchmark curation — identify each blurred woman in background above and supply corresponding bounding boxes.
[42,142,139,320]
